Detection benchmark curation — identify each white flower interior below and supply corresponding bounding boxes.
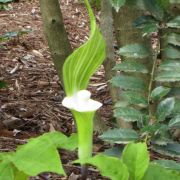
[62,90,102,112]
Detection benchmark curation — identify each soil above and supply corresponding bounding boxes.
[0,0,111,179]
[0,1,179,180]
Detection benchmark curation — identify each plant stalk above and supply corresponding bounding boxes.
[73,111,94,179]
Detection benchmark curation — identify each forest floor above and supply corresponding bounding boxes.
[0,0,111,179]
[0,0,179,179]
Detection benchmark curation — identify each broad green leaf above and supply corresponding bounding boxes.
[163,46,180,59]
[113,61,148,73]
[0,161,14,180]
[0,80,7,89]
[122,143,149,180]
[156,97,175,121]
[99,128,139,144]
[119,44,149,59]
[114,107,146,122]
[63,1,105,96]
[110,75,146,91]
[44,132,78,151]
[169,115,180,128]
[11,132,66,176]
[151,86,171,101]
[167,16,180,28]
[159,60,180,71]
[143,0,164,20]
[13,167,28,180]
[143,164,180,180]
[153,160,180,171]
[122,91,148,108]
[110,0,126,12]
[156,70,180,82]
[76,154,129,180]
[167,33,180,46]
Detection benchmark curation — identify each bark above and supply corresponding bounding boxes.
[39,0,72,83]
[100,0,129,128]
[113,5,154,126]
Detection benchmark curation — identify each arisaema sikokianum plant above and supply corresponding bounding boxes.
[62,0,106,163]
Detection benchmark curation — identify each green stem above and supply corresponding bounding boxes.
[73,111,94,161]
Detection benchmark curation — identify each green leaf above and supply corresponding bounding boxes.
[159,60,180,71]
[141,23,159,36]
[167,16,180,28]
[163,46,180,59]
[143,164,180,180]
[152,142,180,158]
[153,160,180,171]
[133,15,158,28]
[114,107,146,122]
[156,97,175,121]
[122,142,149,180]
[76,154,129,180]
[11,132,66,176]
[113,61,148,73]
[109,0,126,12]
[103,147,123,158]
[151,86,171,101]
[122,91,148,108]
[99,128,139,144]
[156,70,180,82]
[0,80,7,89]
[119,44,149,58]
[110,75,146,91]
[63,1,106,96]
[0,161,14,180]
[143,0,165,20]
[0,0,13,3]
[167,33,180,46]
[169,115,180,128]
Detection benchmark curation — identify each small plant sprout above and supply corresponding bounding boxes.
[62,0,105,173]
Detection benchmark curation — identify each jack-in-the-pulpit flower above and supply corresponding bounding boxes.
[62,90,102,112]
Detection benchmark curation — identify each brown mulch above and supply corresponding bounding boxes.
[0,0,112,179]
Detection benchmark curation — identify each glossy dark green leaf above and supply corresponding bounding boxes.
[169,115,180,128]
[152,143,180,158]
[156,70,180,82]
[159,60,180,71]
[151,86,171,101]
[163,46,180,59]
[167,33,180,46]
[143,0,164,20]
[153,160,180,171]
[156,97,175,121]
[99,128,139,144]
[110,75,146,91]
[114,61,148,73]
[114,107,146,122]
[119,44,149,58]
[167,16,180,28]
[122,91,148,108]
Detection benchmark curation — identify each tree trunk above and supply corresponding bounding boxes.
[100,0,129,128]
[113,5,154,127]
[39,0,72,83]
